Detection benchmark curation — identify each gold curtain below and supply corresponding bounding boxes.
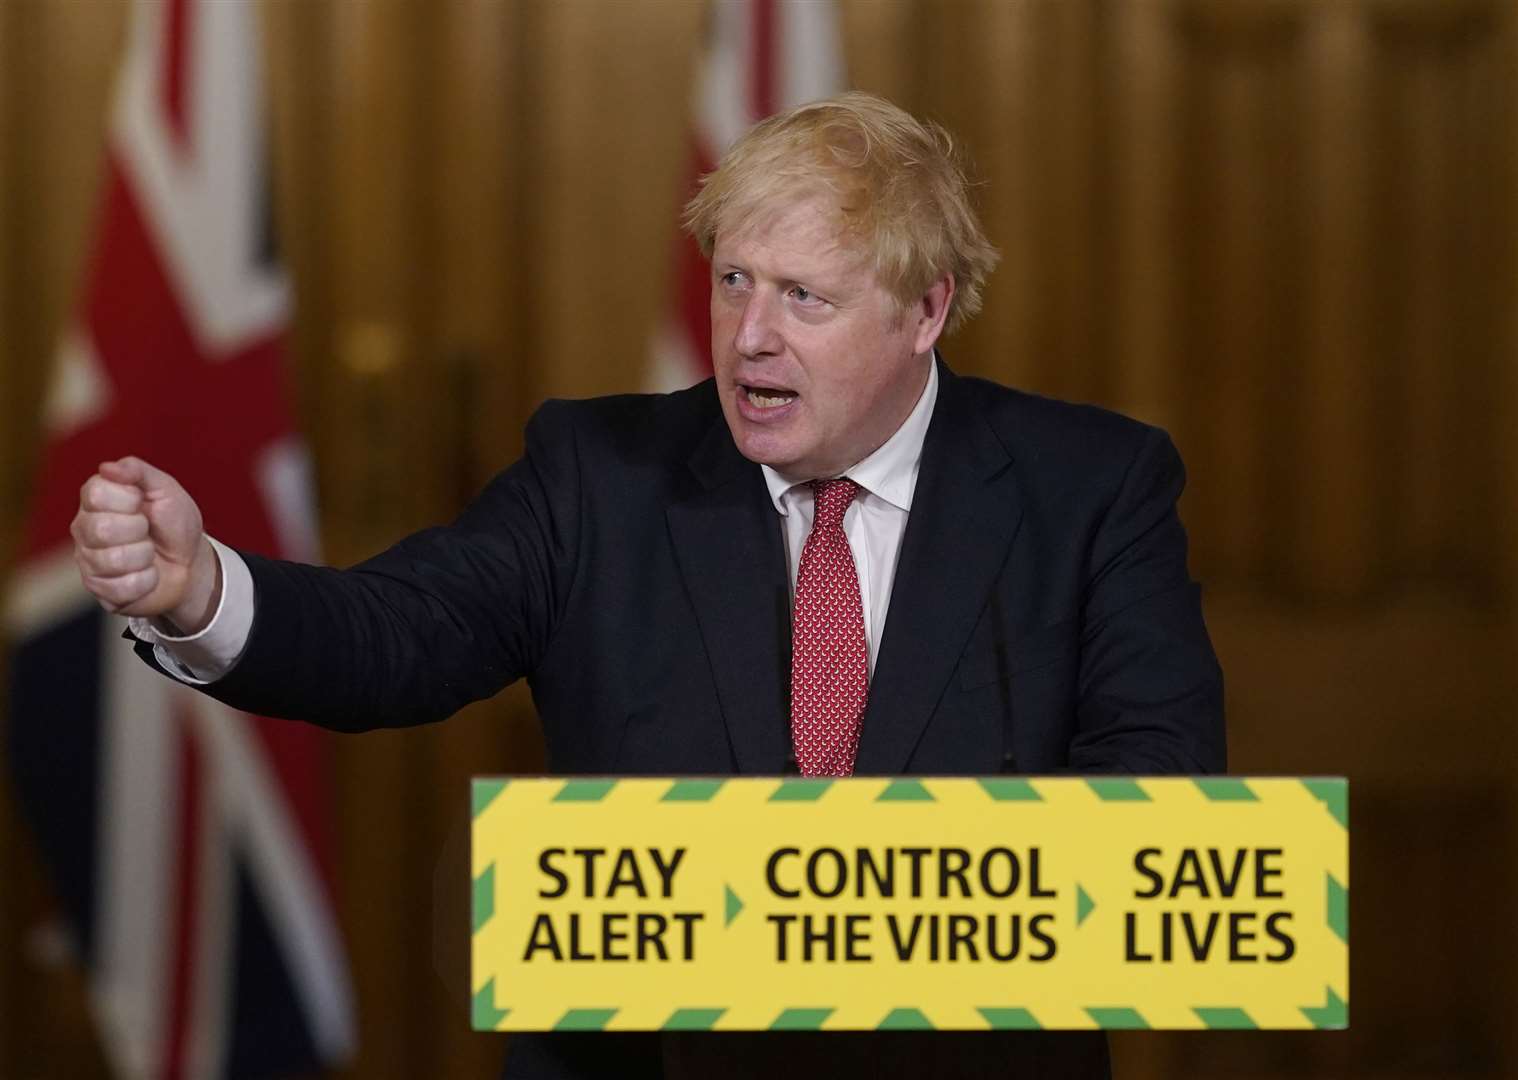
[2,1,1515,1075]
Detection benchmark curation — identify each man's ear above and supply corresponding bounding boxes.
[912,274,955,355]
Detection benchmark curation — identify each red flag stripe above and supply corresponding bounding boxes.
[162,0,192,151]
[750,0,777,119]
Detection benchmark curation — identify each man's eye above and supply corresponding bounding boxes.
[791,285,817,303]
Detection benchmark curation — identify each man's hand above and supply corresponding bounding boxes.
[71,457,221,633]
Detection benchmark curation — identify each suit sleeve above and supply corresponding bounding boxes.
[1066,426,1226,774]
[135,400,585,731]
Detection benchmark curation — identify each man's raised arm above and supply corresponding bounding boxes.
[71,400,585,731]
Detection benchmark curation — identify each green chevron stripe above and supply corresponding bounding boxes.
[1302,987,1347,1029]
[770,1008,833,1030]
[1086,1007,1148,1029]
[1327,874,1348,944]
[661,779,725,802]
[555,1009,618,1031]
[1193,778,1257,801]
[769,779,833,802]
[472,778,507,818]
[472,863,495,934]
[877,780,934,802]
[724,885,744,926]
[978,1007,1040,1030]
[978,778,1042,801]
[878,1008,934,1030]
[471,978,509,1029]
[1302,779,1348,827]
[1076,884,1095,927]
[663,1008,726,1030]
[553,779,617,802]
[1194,1007,1256,1029]
[1086,779,1150,802]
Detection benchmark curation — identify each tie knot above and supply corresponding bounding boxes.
[810,478,860,530]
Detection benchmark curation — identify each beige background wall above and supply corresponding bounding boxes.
[2,1,1514,1076]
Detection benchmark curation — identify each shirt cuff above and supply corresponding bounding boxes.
[126,537,254,685]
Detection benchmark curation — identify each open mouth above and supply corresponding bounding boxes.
[743,386,798,409]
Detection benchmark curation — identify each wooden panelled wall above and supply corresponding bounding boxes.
[2,1,1515,1076]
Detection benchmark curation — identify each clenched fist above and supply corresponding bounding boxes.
[71,457,221,633]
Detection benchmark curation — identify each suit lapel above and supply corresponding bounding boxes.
[854,364,1024,774]
[666,415,792,774]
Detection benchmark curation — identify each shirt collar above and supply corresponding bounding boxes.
[760,357,939,515]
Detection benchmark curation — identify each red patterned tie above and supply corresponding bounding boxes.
[790,478,868,777]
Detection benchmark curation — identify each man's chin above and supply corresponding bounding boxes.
[730,429,805,475]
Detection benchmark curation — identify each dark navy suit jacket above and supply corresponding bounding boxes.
[140,360,1225,1078]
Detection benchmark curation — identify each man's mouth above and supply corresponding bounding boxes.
[744,386,798,409]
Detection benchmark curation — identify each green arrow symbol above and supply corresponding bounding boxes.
[1076,884,1095,927]
[725,885,744,926]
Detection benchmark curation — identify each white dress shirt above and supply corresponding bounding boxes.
[128,535,256,684]
[760,359,937,678]
[136,360,939,685]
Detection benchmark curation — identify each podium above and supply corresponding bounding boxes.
[470,777,1347,1032]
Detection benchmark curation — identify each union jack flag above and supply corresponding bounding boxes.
[646,0,846,391]
[5,1,354,1075]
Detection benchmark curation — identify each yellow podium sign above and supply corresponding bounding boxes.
[471,777,1347,1032]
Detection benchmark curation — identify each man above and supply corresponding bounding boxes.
[73,93,1223,1078]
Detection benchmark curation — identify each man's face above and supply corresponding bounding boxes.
[710,196,941,480]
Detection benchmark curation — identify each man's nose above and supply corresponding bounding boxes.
[733,291,782,358]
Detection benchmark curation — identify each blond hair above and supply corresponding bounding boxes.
[682,91,1000,335]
